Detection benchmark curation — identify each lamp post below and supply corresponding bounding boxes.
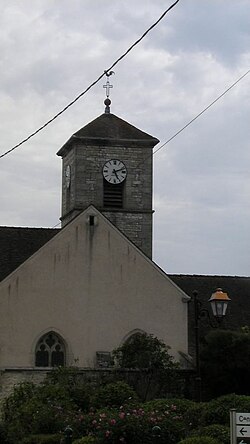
[193,288,231,402]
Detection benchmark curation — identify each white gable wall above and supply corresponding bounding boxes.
[0,207,188,368]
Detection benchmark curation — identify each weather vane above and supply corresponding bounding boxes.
[103,70,115,113]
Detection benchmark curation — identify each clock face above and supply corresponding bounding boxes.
[103,159,127,184]
[65,165,71,188]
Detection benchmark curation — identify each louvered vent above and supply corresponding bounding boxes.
[103,181,123,208]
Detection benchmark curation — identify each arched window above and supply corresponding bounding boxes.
[35,332,65,367]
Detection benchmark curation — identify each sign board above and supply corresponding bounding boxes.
[237,415,250,426]
[237,426,250,438]
[237,439,250,444]
[231,411,250,444]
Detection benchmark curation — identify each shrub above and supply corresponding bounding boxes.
[190,424,230,444]
[91,381,138,408]
[2,382,37,422]
[0,421,8,444]
[2,379,77,444]
[178,437,221,444]
[73,437,97,444]
[46,367,95,411]
[200,329,250,398]
[113,333,178,371]
[21,434,61,444]
[112,333,181,399]
[183,402,207,430]
[202,394,250,426]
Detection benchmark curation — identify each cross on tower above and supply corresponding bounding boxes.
[103,71,114,98]
[103,78,113,98]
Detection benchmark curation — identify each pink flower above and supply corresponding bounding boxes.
[92,420,97,426]
[110,419,116,425]
[119,412,125,419]
[100,413,106,418]
[105,430,111,437]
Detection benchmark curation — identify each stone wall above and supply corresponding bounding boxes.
[0,368,49,407]
[60,142,153,257]
[0,367,195,409]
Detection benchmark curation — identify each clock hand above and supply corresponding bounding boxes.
[112,169,119,179]
[115,167,126,172]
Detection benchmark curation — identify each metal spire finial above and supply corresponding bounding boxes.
[103,71,115,113]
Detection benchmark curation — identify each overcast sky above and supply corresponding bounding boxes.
[0,0,249,277]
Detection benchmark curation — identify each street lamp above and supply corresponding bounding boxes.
[209,288,231,318]
[193,288,231,402]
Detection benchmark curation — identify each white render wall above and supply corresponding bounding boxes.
[0,207,189,369]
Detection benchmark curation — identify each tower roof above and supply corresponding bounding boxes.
[57,113,159,156]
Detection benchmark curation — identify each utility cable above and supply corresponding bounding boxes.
[152,69,250,159]
[0,0,180,159]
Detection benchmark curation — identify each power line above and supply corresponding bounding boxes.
[0,0,180,160]
[152,69,250,157]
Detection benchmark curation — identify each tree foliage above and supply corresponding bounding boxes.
[200,328,250,399]
[112,332,178,371]
[112,332,180,400]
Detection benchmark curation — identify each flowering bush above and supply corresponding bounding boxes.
[72,402,186,444]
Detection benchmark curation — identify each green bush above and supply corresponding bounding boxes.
[46,367,95,411]
[113,333,178,370]
[200,329,250,399]
[202,394,250,426]
[21,434,61,444]
[3,382,37,421]
[178,437,220,444]
[183,402,207,430]
[73,437,97,444]
[91,381,139,408]
[0,421,8,444]
[2,379,77,444]
[191,424,230,444]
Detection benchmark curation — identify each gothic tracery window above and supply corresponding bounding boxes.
[35,332,65,367]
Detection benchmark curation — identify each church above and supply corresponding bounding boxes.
[0,86,249,400]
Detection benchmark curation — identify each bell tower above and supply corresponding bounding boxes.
[57,78,159,258]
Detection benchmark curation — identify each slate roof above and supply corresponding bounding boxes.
[169,274,250,357]
[57,113,159,156]
[0,227,59,282]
